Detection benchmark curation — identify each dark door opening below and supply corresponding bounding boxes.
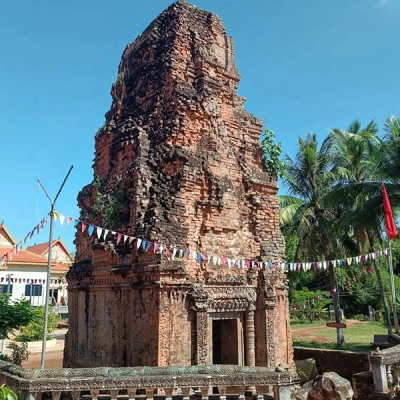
[212,319,239,364]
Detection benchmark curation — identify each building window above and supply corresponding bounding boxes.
[24,284,42,297]
[0,284,13,294]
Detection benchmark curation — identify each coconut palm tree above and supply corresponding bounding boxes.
[280,133,347,347]
[328,119,393,331]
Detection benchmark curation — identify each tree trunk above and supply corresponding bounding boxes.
[328,264,346,348]
[368,233,392,333]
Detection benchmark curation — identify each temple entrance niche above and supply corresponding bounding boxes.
[210,312,244,365]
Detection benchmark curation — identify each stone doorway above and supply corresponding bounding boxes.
[210,313,244,365]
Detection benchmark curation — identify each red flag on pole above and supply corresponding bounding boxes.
[382,184,398,240]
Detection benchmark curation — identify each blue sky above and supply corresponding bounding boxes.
[1,0,399,253]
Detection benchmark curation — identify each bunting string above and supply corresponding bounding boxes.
[52,211,390,273]
[0,214,49,266]
[0,276,64,285]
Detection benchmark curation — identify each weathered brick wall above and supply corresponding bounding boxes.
[66,0,291,370]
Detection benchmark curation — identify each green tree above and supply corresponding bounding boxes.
[280,133,347,347]
[261,129,286,178]
[328,119,392,330]
[15,306,58,342]
[0,294,34,340]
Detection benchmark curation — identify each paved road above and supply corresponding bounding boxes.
[21,329,66,369]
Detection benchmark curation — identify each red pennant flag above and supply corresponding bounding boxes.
[382,184,397,240]
[81,223,87,233]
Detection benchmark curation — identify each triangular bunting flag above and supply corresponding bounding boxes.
[88,225,95,236]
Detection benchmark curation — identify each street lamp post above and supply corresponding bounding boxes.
[38,165,73,369]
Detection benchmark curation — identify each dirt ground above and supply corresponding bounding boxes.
[291,319,370,342]
[20,329,66,369]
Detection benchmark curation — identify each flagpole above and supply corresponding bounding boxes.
[37,165,73,369]
[388,241,399,333]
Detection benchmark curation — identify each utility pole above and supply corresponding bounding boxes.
[388,242,399,333]
[1,273,14,355]
[38,165,73,369]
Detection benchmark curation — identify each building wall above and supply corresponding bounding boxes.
[51,245,72,264]
[0,265,67,306]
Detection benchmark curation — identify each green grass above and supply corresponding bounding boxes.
[292,321,387,353]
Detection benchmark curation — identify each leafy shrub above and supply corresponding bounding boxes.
[0,354,12,363]
[7,342,29,366]
[15,307,58,342]
[0,384,17,400]
[0,294,34,339]
[353,314,369,321]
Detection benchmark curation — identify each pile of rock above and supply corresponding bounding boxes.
[293,358,354,400]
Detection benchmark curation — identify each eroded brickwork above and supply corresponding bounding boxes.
[65,0,293,371]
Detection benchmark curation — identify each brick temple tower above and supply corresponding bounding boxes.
[64,0,293,369]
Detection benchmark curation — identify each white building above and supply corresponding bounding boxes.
[0,223,72,306]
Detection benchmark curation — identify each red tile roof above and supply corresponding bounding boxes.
[25,242,49,255]
[0,246,47,264]
[26,239,73,261]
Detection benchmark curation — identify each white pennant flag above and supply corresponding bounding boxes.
[218,257,222,266]
[172,248,177,258]
[159,245,164,254]
[103,229,109,240]
[207,255,211,263]
[123,235,128,244]
[213,256,217,266]
[59,214,65,226]
[96,227,103,239]
[227,259,231,268]
[128,236,134,244]
[136,238,142,249]
[347,258,352,265]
